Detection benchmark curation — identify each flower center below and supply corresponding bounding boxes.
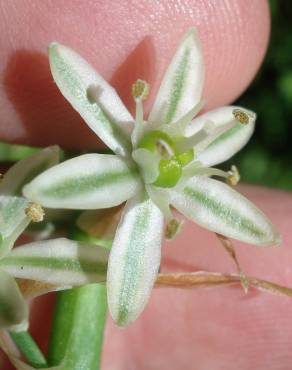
[137,130,194,188]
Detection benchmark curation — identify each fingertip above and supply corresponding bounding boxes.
[0,0,270,149]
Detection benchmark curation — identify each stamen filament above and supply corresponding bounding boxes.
[182,161,229,180]
[135,99,144,126]
[175,120,214,153]
[163,100,205,138]
[131,80,150,147]
[192,167,229,178]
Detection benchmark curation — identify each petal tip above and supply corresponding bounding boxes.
[272,231,282,247]
[260,228,282,247]
[48,41,59,53]
[112,304,141,328]
[185,27,198,40]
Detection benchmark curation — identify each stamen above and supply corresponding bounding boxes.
[182,162,230,184]
[175,120,215,153]
[227,165,240,186]
[25,203,45,223]
[232,109,250,125]
[155,139,174,159]
[165,218,183,240]
[131,79,150,101]
[131,80,150,147]
[163,100,205,138]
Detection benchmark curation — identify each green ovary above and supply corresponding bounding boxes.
[137,130,194,188]
[154,158,181,187]
[177,149,194,166]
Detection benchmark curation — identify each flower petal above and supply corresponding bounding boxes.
[49,43,134,156]
[148,28,204,126]
[107,191,164,326]
[169,176,281,246]
[0,271,28,331]
[0,238,108,287]
[77,206,123,241]
[146,185,173,219]
[186,106,255,166]
[0,146,60,257]
[0,146,60,196]
[0,197,30,256]
[23,154,141,209]
[132,148,160,184]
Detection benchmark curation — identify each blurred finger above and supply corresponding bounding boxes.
[0,0,269,149]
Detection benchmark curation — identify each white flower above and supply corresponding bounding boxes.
[0,147,108,332]
[23,29,280,326]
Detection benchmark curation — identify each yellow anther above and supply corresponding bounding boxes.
[227,165,240,186]
[25,203,45,223]
[131,79,150,101]
[165,218,183,240]
[232,109,250,125]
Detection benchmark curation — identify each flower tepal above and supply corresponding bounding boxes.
[23,28,281,326]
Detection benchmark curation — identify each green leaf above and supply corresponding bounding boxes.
[49,43,134,156]
[107,191,164,326]
[0,142,40,162]
[0,238,109,286]
[0,270,28,331]
[148,28,204,126]
[169,176,281,246]
[23,154,141,209]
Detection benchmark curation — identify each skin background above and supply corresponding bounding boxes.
[0,1,292,369]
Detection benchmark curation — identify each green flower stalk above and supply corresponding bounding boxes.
[23,28,280,327]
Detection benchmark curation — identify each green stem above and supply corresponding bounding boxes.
[9,331,48,368]
[48,284,108,370]
[0,142,40,162]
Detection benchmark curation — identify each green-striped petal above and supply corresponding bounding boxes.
[186,106,255,166]
[49,43,134,156]
[0,270,28,331]
[169,176,281,246]
[0,146,60,257]
[23,154,141,209]
[0,196,30,256]
[0,146,59,196]
[148,28,204,126]
[107,191,164,326]
[0,238,108,286]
